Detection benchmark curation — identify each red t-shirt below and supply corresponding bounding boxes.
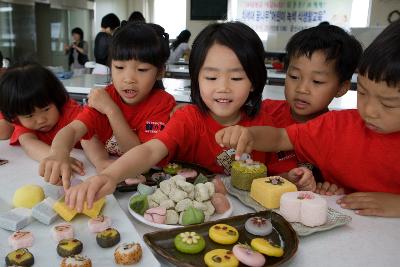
[262,99,298,174]
[155,105,274,175]
[286,109,400,193]
[76,85,176,156]
[0,112,4,120]
[10,99,82,146]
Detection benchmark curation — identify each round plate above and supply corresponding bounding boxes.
[128,193,234,229]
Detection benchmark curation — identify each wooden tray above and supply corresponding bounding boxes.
[143,210,298,267]
[116,161,213,192]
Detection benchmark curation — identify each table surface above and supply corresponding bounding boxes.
[62,75,357,110]
[1,141,400,267]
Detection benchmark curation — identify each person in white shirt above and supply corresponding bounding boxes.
[168,29,191,63]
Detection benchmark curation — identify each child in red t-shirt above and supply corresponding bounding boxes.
[0,62,83,173]
[216,20,400,217]
[61,22,316,211]
[0,112,13,140]
[263,24,362,189]
[40,22,175,185]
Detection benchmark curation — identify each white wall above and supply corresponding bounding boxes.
[94,0,128,33]
[369,0,400,27]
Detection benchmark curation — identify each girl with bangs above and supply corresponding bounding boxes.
[0,62,84,174]
[40,22,175,186]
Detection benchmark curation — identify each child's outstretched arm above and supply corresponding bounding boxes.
[81,136,114,173]
[337,192,400,217]
[0,119,13,140]
[88,89,140,153]
[39,120,88,188]
[215,125,293,159]
[65,139,168,211]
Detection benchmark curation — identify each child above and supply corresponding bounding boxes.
[216,19,400,217]
[39,21,176,185]
[60,21,315,211]
[0,112,14,140]
[263,24,362,193]
[0,62,84,174]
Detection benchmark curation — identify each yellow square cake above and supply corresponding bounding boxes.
[52,198,78,221]
[250,176,297,209]
[82,198,106,218]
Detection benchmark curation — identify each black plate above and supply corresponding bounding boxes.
[115,161,214,192]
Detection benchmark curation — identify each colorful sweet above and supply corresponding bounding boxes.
[251,238,284,257]
[245,217,273,236]
[52,223,74,242]
[232,244,265,267]
[124,174,146,185]
[209,224,239,245]
[165,210,179,224]
[53,198,78,222]
[0,208,32,231]
[211,193,230,214]
[194,182,214,202]
[81,198,106,218]
[250,176,297,209]
[5,248,34,267]
[12,184,45,208]
[280,191,328,227]
[137,183,155,195]
[114,242,142,265]
[129,194,149,215]
[163,162,182,175]
[150,172,170,183]
[60,254,92,267]
[144,207,166,224]
[32,197,58,225]
[88,215,112,233]
[174,231,206,254]
[57,239,83,257]
[204,249,239,267]
[177,168,198,179]
[8,231,34,250]
[194,173,208,185]
[181,207,204,225]
[96,228,120,248]
[231,160,267,191]
[212,176,228,195]
[175,198,193,212]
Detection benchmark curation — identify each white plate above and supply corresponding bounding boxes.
[128,193,234,229]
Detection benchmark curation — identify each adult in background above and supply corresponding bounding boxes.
[64,27,89,76]
[128,11,146,22]
[94,13,120,66]
[168,29,191,64]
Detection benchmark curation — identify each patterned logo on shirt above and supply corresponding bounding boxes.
[145,121,166,133]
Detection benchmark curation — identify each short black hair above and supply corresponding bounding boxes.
[110,21,170,69]
[128,11,146,23]
[71,27,84,40]
[358,19,400,87]
[0,62,69,122]
[171,29,191,51]
[101,13,120,30]
[285,24,362,83]
[189,21,266,117]
[0,51,3,68]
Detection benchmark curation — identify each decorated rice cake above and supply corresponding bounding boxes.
[231,160,267,191]
[114,242,142,265]
[250,176,297,209]
[53,198,78,222]
[280,191,328,227]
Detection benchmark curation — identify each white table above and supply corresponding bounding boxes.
[62,75,357,110]
[1,142,400,267]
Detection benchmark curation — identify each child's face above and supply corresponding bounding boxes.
[284,50,348,122]
[111,59,161,105]
[17,104,60,132]
[199,43,252,125]
[357,75,400,134]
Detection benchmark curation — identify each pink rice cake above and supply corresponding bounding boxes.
[88,215,112,233]
[232,244,265,267]
[8,230,34,250]
[144,207,166,224]
[51,222,74,242]
[280,191,328,227]
[177,168,198,179]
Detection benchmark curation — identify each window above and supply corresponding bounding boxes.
[153,0,186,39]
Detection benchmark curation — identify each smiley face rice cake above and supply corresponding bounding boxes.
[208,224,239,245]
[204,249,239,267]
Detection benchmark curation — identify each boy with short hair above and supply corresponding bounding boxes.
[216,19,400,217]
[263,24,362,194]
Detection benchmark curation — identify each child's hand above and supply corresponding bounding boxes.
[69,156,85,176]
[87,88,117,115]
[315,181,345,196]
[65,174,117,212]
[215,125,254,160]
[337,192,400,217]
[287,167,316,191]
[39,155,73,189]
